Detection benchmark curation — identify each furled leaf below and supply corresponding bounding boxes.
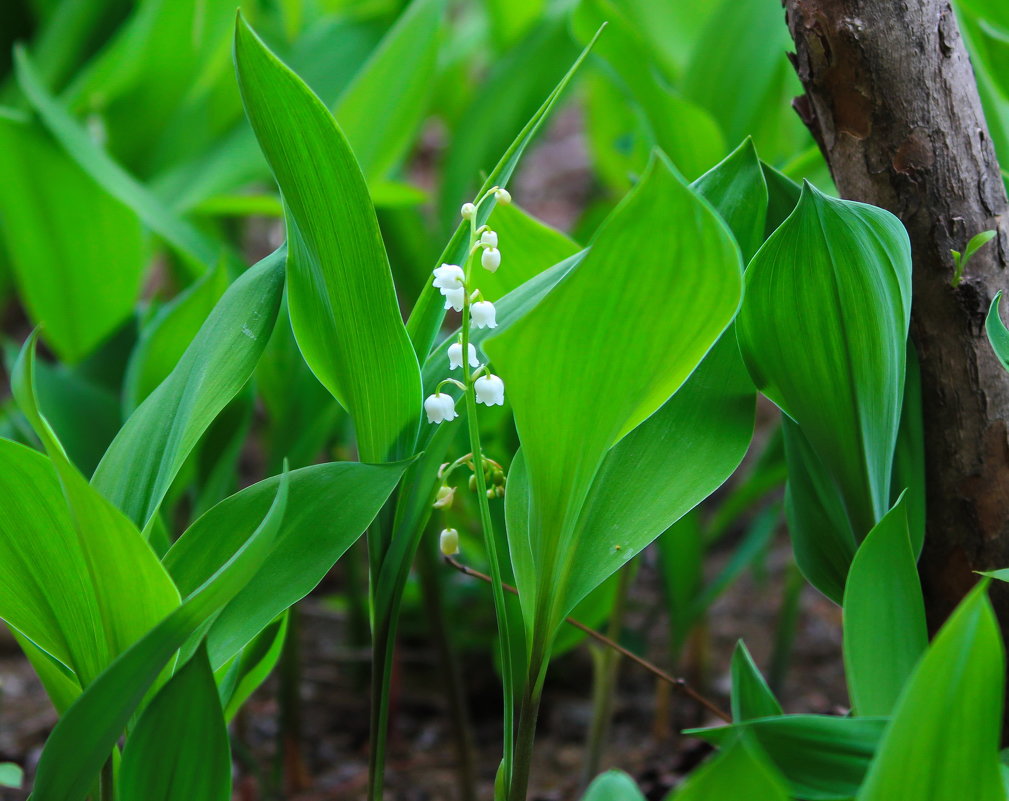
[31,468,289,801]
[487,152,742,638]
[738,183,912,537]
[731,641,783,721]
[843,494,926,716]
[119,646,230,801]
[669,739,789,801]
[857,584,1005,801]
[91,248,285,530]
[692,138,768,261]
[235,16,421,462]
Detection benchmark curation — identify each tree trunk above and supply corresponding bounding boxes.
[782,0,1009,630]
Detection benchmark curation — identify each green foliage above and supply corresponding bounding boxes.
[581,770,646,800]
[668,739,789,801]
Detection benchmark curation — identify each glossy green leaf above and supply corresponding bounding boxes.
[0,113,145,363]
[738,183,912,537]
[843,495,926,716]
[235,16,420,462]
[581,770,645,800]
[487,152,742,639]
[690,715,886,801]
[857,584,1005,801]
[986,291,1009,370]
[10,336,180,687]
[31,468,289,801]
[119,646,230,801]
[731,641,782,721]
[164,460,407,667]
[669,738,789,801]
[91,248,285,530]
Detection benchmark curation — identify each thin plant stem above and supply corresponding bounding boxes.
[444,556,731,723]
[368,617,398,801]
[509,678,544,801]
[279,604,308,795]
[582,564,633,785]
[99,757,115,801]
[460,204,516,794]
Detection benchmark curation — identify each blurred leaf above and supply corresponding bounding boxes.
[31,467,289,801]
[164,460,407,667]
[857,584,1005,801]
[581,770,645,800]
[119,646,230,801]
[92,248,285,530]
[669,738,789,801]
[842,495,926,716]
[657,512,703,658]
[487,153,742,639]
[0,763,22,789]
[731,641,782,721]
[0,113,145,363]
[690,715,887,801]
[738,183,912,537]
[235,16,421,463]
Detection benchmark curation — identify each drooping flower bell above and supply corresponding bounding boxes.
[433,263,465,292]
[495,188,511,205]
[433,485,456,510]
[442,286,465,312]
[424,392,458,424]
[440,528,460,556]
[448,342,480,370]
[480,229,498,248]
[474,374,505,406]
[471,300,497,329]
[481,247,501,272]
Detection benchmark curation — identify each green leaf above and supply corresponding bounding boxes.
[235,16,421,462]
[0,763,22,789]
[486,152,742,639]
[91,248,285,530]
[669,739,789,801]
[891,346,925,556]
[164,460,407,667]
[692,138,768,261]
[842,494,926,716]
[986,291,1009,371]
[406,23,604,362]
[857,584,1005,801]
[0,113,146,363]
[31,466,289,801]
[10,336,180,687]
[217,612,287,721]
[737,183,912,537]
[731,641,782,721]
[689,715,886,801]
[761,161,802,237]
[119,646,230,801]
[581,770,646,800]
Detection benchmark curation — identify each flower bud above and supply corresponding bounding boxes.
[495,188,511,205]
[471,300,497,329]
[480,230,498,248]
[448,342,480,370]
[433,485,456,509]
[461,202,476,220]
[481,247,501,272]
[474,374,505,406]
[440,528,460,556]
[424,393,458,424]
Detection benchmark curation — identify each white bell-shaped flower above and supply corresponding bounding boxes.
[424,392,458,424]
[471,300,497,329]
[433,263,465,292]
[461,202,477,220]
[480,230,498,248]
[481,247,501,272]
[495,188,511,205]
[440,528,460,556]
[433,486,456,510]
[474,374,505,406]
[443,286,465,312]
[448,342,480,370]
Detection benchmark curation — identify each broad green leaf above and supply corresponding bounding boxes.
[10,336,180,686]
[761,162,802,237]
[235,16,420,462]
[738,183,912,537]
[0,113,145,363]
[164,460,407,667]
[486,152,742,638]
[335,0,444,182]
[13,46,223,275]
[581,770,645,801]
[731,641,782,721]
[857,584,1005,801]
[119,646,230,801]
[689,715,887,801]
[11,629,82,714]
[123,262,229,412]
[91,248,285,530]
[986,290,1009,370]
[31,467,289,801]
[843,495,926,716]
[406,25,603,361]
[782,418,857,604]
[892,346,925,555]
[669,739,788,801]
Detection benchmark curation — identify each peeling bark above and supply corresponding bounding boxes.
[782,0,1009,630]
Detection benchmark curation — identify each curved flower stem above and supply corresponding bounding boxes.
[460,213,515,796]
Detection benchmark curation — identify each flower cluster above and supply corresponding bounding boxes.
[424,190,510,425]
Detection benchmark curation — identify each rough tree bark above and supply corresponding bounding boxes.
[782,0,1009,630]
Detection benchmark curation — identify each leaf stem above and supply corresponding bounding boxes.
[100,757,115,801]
